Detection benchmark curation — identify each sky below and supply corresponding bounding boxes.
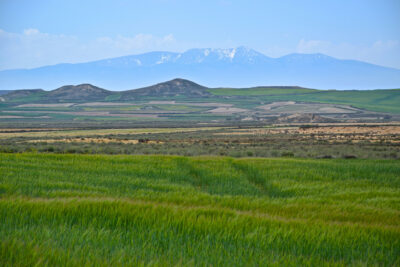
[0,0,399,70]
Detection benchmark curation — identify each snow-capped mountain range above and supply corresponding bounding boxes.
[1,46,399,90]
[96,47,268,67]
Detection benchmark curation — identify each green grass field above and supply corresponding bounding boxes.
[208,87,318,96]
[209,88,400,113]
[1,153,399,266]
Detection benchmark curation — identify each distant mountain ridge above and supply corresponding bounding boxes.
[0,47,400,90]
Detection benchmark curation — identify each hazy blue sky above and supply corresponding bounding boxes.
[0,0,399,70]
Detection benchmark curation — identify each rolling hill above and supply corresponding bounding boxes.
[1,47,400,90]
[46,84,113,101]
[1,78,400,114]
[0,89,45,102]
[120,78,210,100]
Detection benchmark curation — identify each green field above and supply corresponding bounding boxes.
[209,88,400,113]
[212,88,400,113]
[2,86,400,128]
[1,153,399,266]
[208,87,318,96]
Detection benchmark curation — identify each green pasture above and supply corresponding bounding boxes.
[208,87,317,96]
[0,153,399,266]
[210,88,400,113]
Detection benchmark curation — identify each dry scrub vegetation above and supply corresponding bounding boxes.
[0,124,399,159]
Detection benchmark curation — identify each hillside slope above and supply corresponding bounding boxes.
[0,89,45,102]
[47,84,113,101]
[120,78,210,100]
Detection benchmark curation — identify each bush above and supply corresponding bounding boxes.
[319,155,333,159]
[26,147,38,153]
[342,155,357,159]
[281,151,294,157]
[66,148,77,153]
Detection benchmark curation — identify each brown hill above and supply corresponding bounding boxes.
[120,78,210,100]
[48,84,112,101]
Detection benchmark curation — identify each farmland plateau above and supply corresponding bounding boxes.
[1,79,400,128]
[1,78,400,266]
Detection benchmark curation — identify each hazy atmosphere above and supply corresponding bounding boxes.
[1,1,400,266]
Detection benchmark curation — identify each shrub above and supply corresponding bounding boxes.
[342,155,357,159]
[281,151,294,157]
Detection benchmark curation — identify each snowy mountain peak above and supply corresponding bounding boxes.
[95,47,269,66]
[213,48,236,60]
[173,47,269,64]
[156,54,172,64]
[1,47,400,90]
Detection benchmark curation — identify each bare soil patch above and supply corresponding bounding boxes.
[179,102,232,107]
[5,110,157,118]
[257,102,359,114]
[148,101,176,104]
[258,101,295,110]
[16,103,74,108]
[76,102,137,106]
[208,107,248,114]
[27,137,164,144]
[147,101,232,107]
[0,115,25,119]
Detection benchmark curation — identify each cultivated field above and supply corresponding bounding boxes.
[1,153,399,266]
[2,85,400,126]
[1,83,400,266]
